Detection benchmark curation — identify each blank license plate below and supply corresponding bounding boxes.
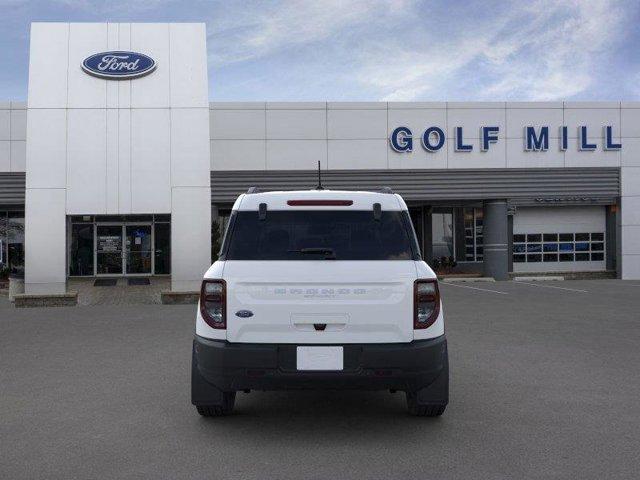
[296,346,344,371]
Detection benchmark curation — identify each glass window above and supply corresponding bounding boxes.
[69,224,94,276]
[513,254,526,263]
[527,254,542,262]
[559,243,573,252]
[96,225,123,275]
[154,223,171,274]
[0,212,7,273]
[463,208,474,261]
[513,231,605,266]
[225,210,416,261]
[7,212,25,274]
[575,242,589,251]
[432,211,454,260]
[462,207,483,262]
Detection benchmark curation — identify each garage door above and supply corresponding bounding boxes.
[513,206,606,273]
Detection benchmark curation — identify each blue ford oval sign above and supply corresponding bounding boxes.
[82,51,156,80]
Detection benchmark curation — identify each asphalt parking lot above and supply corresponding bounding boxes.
[1,279,639,480]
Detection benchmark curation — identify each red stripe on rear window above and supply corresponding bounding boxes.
[287,200,353,206]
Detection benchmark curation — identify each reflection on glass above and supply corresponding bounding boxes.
[7,212,25,274]
[70,224,94,276]
[432,212,454,258]
[126,225,152,274]
[97,225,123,275]
[154,223,171,274]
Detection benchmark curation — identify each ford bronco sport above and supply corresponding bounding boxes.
[192,188,448,416]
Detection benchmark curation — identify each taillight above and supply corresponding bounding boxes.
[414,279,440,329]
[200,279,226,329]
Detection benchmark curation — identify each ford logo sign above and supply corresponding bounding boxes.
[235,310,254,318]
[82,51,156,80]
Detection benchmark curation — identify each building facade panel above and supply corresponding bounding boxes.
[327,109,387,139]
[67,23,108,109]
[27,23,69,108]
[25,109,67,189]
[266,109,327,139]
[328,140,388,170]
[130,23,171,109]
[66,108,108,214]
[211,140,265,170]
[210,109,266,140]
[130,108,172,213]
[0,142,10,171]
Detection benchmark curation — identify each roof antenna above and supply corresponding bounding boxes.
[316,160,324,190]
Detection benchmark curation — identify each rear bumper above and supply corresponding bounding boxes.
[192,335,448,396]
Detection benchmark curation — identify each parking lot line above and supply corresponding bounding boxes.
[441,282,509,295]
[513,281,588,293]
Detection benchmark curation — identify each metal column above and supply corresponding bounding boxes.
[483,200,509,280]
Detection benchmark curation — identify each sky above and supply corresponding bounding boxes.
[1,0,639,102]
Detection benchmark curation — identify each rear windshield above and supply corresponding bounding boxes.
[223,210,418,260]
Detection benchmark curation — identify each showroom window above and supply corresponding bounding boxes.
[513,232,605,263]
[463,208,484,262]
[432,209,454,259]
[0,211,25,275]
[68,214,171,276]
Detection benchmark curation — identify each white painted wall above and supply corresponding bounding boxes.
[0,101,26,172]
[620,103,640,279]
[25,22,211,294]
[513,206,606,273]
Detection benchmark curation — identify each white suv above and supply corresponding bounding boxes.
[192,188,448,416]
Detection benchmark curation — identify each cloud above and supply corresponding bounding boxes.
[207,0,414,66]
[207,0,633,101]
[357,0,628,101]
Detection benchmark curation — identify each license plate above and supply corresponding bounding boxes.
[296,346,344,371]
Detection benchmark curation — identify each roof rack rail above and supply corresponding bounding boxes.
[375,186,394,194]
[246,186,261,194]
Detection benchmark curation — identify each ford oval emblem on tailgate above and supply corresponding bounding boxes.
[235,310,254,318]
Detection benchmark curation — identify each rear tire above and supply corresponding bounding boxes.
[195,392,236,417]
[406,391,447,417]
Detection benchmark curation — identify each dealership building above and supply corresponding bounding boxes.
[1,22,640,298]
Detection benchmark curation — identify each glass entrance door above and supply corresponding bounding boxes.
[96,225,124,275]
[125,225,152,275]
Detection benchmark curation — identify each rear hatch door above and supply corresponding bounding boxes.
[224,260,416,344]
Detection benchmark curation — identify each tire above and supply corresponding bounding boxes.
[195,391,236,417]
[406,391,447,417]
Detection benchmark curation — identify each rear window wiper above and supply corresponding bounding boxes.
[288,247,336,259]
